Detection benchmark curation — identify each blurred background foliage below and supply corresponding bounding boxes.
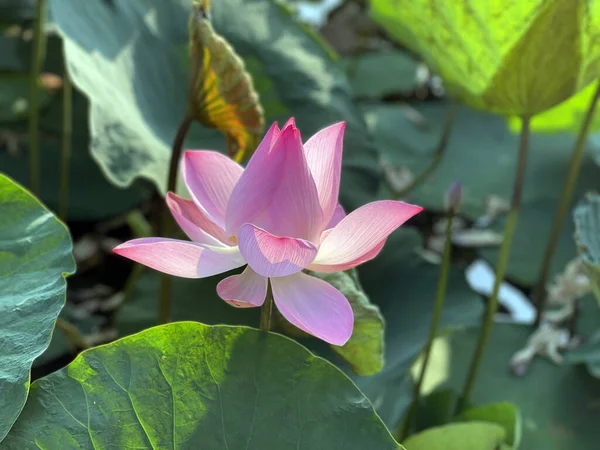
[1,0,600,448]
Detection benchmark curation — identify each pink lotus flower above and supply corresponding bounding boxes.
[114,119,422,345]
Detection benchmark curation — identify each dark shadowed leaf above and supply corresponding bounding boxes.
[574,193,600,305]
[346,50,420,100]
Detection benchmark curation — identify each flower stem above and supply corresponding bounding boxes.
[394,102,458,199]
[260,287,274,332]
[29,0,46,196]
[532,83,600,326]
[398,206,456,441]
[458,115,531,412]
[158,113,193,324]
[59,65,72,221]
[55,318,89,351]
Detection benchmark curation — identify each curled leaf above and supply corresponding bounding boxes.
[188,0,264,161]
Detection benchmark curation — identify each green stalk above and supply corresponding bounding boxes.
[398,201,457,441]
[458,116,531,411]
[158,113,193,324]
[59,66,72,221]
[393,102,458,199]
[532,83,600,326]
[29,0,47,196]
[55,318,89,351]
[260,287,274,332]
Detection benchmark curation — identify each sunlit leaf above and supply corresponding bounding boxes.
[0,174,75,441]
[188,0,264,161]
[573,193,600,306]
[402,422,507,450]
[369,0,600,115]
[508,82,600,134]
[457,402,522,448]
[3,323,402,449]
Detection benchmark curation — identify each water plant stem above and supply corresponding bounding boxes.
[59,67,72,221]
[394,102,458,199]
[398,206,456,441]
[532,83,600,326]
[29,0,47,196]
[55,318,90,351]
[158,113,193,324]
[260,288,274,332]
[458,115,531,412]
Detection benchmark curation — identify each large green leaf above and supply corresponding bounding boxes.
[433,296,600,450]
[402,422,507,450]
[574,193,600,305]
[369,0,600,115]
[4,323,402,449]
[0,174,75,441]
[364,101,600,285]
[49,0,381,209]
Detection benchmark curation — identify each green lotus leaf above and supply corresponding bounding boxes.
[369,0,600,115]
[0,174,74,441]
[3,322,402,449]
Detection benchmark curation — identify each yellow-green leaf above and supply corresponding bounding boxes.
[3,323,402,449]
[508,81,600,134]
[188,0,265,161]
[457,402,522,448]
[402,422,507,450]
[369,0,600,115]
